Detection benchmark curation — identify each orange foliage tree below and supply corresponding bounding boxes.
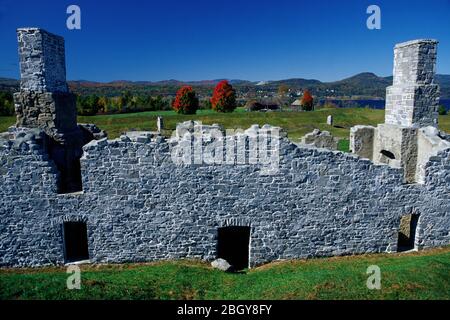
[172,86,199,114]
[210,80,237,113]
[301,89,314,111]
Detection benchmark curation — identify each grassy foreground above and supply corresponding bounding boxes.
[1,247,449,300]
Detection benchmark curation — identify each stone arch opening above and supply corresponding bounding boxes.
[62,221,89,263]
[397,213,420,252]
[217,226,251,270]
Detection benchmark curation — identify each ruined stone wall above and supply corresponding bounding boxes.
[1,30,449,268]
[419,149,450,248]
[0,128,60,267]
[415,127,450,183]
[349,125,375,160]
[1,128,449,268]
[351,39,445,184]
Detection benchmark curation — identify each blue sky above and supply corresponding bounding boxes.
[0,0,449,82]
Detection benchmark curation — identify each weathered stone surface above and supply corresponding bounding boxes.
[416,126,450,183]
[372,124,418,183]
[17,28,68,93]
[14,91,77,136]
[211,258,231,271]
[385,39,439,128]
[350,125,375,159]
[300,129,338,150]
[157,116,164,132]
[327,115,333,126]
[78,123,107,141]
[1,125,449,268]
[174,120,225,139]
[350,39,448,184]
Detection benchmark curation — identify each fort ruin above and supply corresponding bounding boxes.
[0,28,449,268]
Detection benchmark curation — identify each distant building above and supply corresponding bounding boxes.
[291,99,302,111]
[246,100,280,112]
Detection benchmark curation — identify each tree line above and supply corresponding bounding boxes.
[76,92,173,116]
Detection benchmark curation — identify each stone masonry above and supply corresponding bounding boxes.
[350,39,450,184]
[300,129,338,150]
[0,30,449,268]
[385,39,439,128]
[12,28,95,194]
[14,28,77,139]
[17,28,68,93]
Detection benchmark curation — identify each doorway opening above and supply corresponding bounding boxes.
[62,221,89,263]
[217,226,250,270]
[397,214,420,252]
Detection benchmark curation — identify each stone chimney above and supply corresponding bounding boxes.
[14,28,77,137]
[384,39,440,128]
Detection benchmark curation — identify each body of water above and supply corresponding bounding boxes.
[319,99,450,111]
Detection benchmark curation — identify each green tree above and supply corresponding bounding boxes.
[438,105,447,116]
[200,98,212,110]
[77,94,100,116]
[0,92,14,116]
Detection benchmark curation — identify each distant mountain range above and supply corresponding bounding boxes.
[1,73,450,99]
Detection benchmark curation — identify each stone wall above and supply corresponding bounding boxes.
[416,127,450,183]
[300,129,338,150]
[372,124,418,183]
[1,127,449,267]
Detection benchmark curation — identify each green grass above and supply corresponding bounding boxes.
[1,108,449,144]
[1,247,449,300]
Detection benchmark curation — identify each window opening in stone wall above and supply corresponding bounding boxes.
[217,226,251,270]
[380,150,396,160]
[397,214,420,252]
[62,221,89,263]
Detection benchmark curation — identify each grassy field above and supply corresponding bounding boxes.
[1,108,449,149]
[0,247,449,300]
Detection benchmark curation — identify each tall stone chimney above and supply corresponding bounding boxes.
[13,28,87,193]
[14,28,77,138]
[384,39,440,128]
[350,39,446,184]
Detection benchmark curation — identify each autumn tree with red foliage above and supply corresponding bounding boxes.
[210,80,237,113]
[301,89,314,111]
[172,86,199,114]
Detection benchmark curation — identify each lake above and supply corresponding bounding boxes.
[318,99,450,111]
